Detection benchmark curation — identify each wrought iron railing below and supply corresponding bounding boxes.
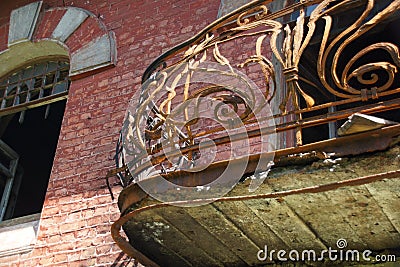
[118,0,400,189]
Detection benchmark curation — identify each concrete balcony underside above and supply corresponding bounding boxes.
[116,125,400,266]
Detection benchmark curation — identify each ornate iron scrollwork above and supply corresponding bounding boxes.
[119,0,400,187]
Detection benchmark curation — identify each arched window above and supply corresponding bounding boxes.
[0,60,70,221]
[0,60,69,114]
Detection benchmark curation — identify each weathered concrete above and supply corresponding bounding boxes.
[120,143,400,266]
[0,214,40,258]
[8,1,42,45]
[70,33,116,76]
[51,8,89,42]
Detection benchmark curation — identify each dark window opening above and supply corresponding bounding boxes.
[294,1,400,145]
[0,60,69,221]
[298,97,331,145]
[1,101,66,220]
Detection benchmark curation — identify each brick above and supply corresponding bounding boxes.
[46,233,62,244]
[0,0,222,266]
[79,247,96,260]
[95,253,115,265]
[39,256,55,266]
[95,224,111,235]
[54,253,68,264]
[74,227,96,239]
[34,9,66,40]
[95,244,113,256]
[54,241,75,252]
[65,16,106,53]
[59,220,86,233]
[66,259,84,267]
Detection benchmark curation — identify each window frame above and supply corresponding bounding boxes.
[0,59,71,222]
[0,59,70,117]
[0,139,19,222]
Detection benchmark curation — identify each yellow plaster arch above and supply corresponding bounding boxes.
[0,40,69,78]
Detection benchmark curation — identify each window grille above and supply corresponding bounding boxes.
[0,61,70,114]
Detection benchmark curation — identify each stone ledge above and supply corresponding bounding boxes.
[0,213,40,258]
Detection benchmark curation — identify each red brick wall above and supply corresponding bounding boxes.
[0,0,219,266]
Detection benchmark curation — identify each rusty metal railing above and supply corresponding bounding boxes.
[117,0,400,189]
[109,1,400,263]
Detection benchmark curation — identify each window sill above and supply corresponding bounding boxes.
[0,213,40,258]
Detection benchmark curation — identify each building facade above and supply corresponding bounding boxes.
[0,0,399,266]
[0,0,226,266]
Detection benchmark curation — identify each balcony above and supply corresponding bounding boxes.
[110,0,400,266]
